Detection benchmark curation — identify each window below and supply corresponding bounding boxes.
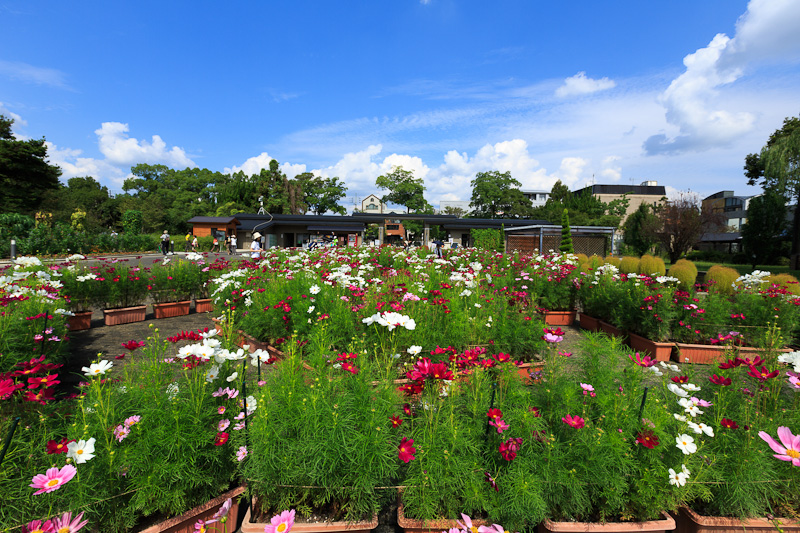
[366,203,378,210]
[386,224,400,230]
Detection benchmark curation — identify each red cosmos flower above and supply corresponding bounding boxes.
[23,388,55,404]
[670,376,689,384]
[390,415,403,428]
[562,414,585,429]
[46,438,76,454]
[529,406,541,417]
[397,382,423,396]
[336,352,358,361]
[487,408,503,420]
[121,340,146,351]
[492,352,511,363]
[747,366,779,382]
[398,437,416,463]
[0,378,23,400]
[499,437,523,461]
[718,359,741,370]
[214,432,229,446]
[402,403,412,416]
[341,362,359,375]
[484,471,499,492]
[721,418,739,429]
[27,374,60,389]
[635,429,660,449]
[739,356,764,367]
[708,374,732,386]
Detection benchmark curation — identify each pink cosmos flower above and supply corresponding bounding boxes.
[218,406,226,415]
[758,427,800,466]
[50,511,89,533]
[237,446,248,461]
[265,509,296,533]
[691,396,713,407]
[30,464,77,495]
[212,498,233,522]
[562,414,586,429]
[218,419,231,431]
[629,352,656,367]
[124,415,141,427]
[22,519,54,533]
[489,418,510,433]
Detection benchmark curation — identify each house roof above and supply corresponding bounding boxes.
[187,216,239,224]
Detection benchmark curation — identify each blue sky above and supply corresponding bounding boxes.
[2,0,800,210]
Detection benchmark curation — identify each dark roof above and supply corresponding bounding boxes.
[225,213,552,231]
[700,232,741,242]
[187,216,239,224]
[307,224,365,232]
[573,184,666,196]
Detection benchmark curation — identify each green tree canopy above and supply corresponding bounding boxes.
[294,173,348,215]
[469,170,534,219]
[0,114,62,215]
[622,203,660,256]
[741,190,788,268]
[375,166,430,213]
[745,115,800,259]
[531,181,628,228]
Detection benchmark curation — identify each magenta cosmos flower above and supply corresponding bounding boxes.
[562,414,586,429]
[50,511,89,532]
[758,427,800,466]
[30,464,77,495]
[265,509,295,533]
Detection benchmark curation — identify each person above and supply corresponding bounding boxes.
[224,235,230,254]
[211,236,219,253]
[230,234,237,255]
[184,233,192,252]
[191,236,198,252]
[250,236,261,259]
[160,230,170,255]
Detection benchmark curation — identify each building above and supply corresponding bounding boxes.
[701,190,753,230]
[521,190,550,208]
[360,194,389,214]
[572,181,667,224]
[438,200,471,215]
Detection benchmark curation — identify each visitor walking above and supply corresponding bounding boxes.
[250,232,262,259]
[211,236,219,253]
[160,230,170,255]
[191,236,198,252]
[229,234,237,255]
[184,233,192,252]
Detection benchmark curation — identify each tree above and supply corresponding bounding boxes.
[741,191,788,268]
[469,170,534,218]
[442,206,466,217]
[559,209,574,254]
[0,114,62,214]
[648,193,724,263]
[375,166,430,213]
[622,203,660,256]
[745,115,800,264]
[531,182,628,228]
[295,173,348,215]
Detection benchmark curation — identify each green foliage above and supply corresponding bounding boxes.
[0,212,35,257]
[618,256,640,274]
[532,182,628,228]
[559,209,573,254]
[122,210,143,235]
[469,170,533,218]
[623,203,660,256]
[0,114,62,215]
[741,190,788,267]
[471,228,504,252]
[638,254,666,277]
[375,166,430,213]
[668,259,698,290]
[705,265,739,296]
[294,172,348,215]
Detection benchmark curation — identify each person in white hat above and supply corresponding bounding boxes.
[250,232,262,259]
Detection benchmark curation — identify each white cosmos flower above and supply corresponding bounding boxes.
[251,349,271,366]
[668,468,688,486]
[674,413,687,422]
[166,383,179,400]
[648,366,664,377]
[681,383,701,392]
[203,338,221,349]
[226,372,239,382]
[82,360,113,377]
[309,285,321,295]
[687,422,715,437]
[67,438,96,464]
[308,306,315,314]
[177,344,200,359]
[667,383,689,397]
[408,345,422,356]
[676,434,697,455]
[660,362,680,372]
[681,464,691,476]
[685,404,703,417]
[246,395,257,414]
[206,365,220,382]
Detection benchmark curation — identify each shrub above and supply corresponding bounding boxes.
[767,273,800,295]
[574,253,589,264]
[471,228,504,252]
[604,256,620,268]
[668,259,698,290]
[638,254,666,277]
[705,265,739,296]
[587,255,604,269]
[618,256,640,275]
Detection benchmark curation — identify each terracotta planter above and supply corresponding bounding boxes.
[240,506,377,533]
[211,317,226,335]
[599,320,624,339]
[579,313,601,332]
[516,361,546,384]
[541,512,675,533]
[103,305,146,326]
[195,298,213,313]
[138,486,246,533]
[673,343,793,365]
[267,345,287,361]
[237,332,269,353]
[674,506,800,533]
[397,499,487,533]
[540,310,577,326]
[153,300,191,319]
[67,311,92,331]
[628,333,675,362]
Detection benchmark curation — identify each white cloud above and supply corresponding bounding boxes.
[0,102,26,134]
[599,156,622,182]
[0,60,69,88]
[644,0,800,155]
[224,152,307,178]
[555,72,616,98]
[45,141,128,190]
[95,122,195,167]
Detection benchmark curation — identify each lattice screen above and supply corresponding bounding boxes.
[507,235,607,256]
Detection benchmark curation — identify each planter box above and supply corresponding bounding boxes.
[241,506,377,533]
[397,499,487,533]
[195,298,213,313]
[674,506,800,533]
[103,305,146,326]
[237,332,269,353]
[67,311,92,331]
[628,333,675,362]
[599,320,624,339]
[138,485,246,533]
[673,343,793,365]
[541,310,577,326]
[541,512,675,533]
[579,313,601,332]
[153,300,191,319]
[516,361,546,384]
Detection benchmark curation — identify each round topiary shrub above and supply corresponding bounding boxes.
[587,255,605,269]
[619,256,640,275]
[705,265,740,295]
[668,260,698,290]
[604,256,621,268]
[575,253,589,264]
[767,273,800,295]
[638,254,666,277]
